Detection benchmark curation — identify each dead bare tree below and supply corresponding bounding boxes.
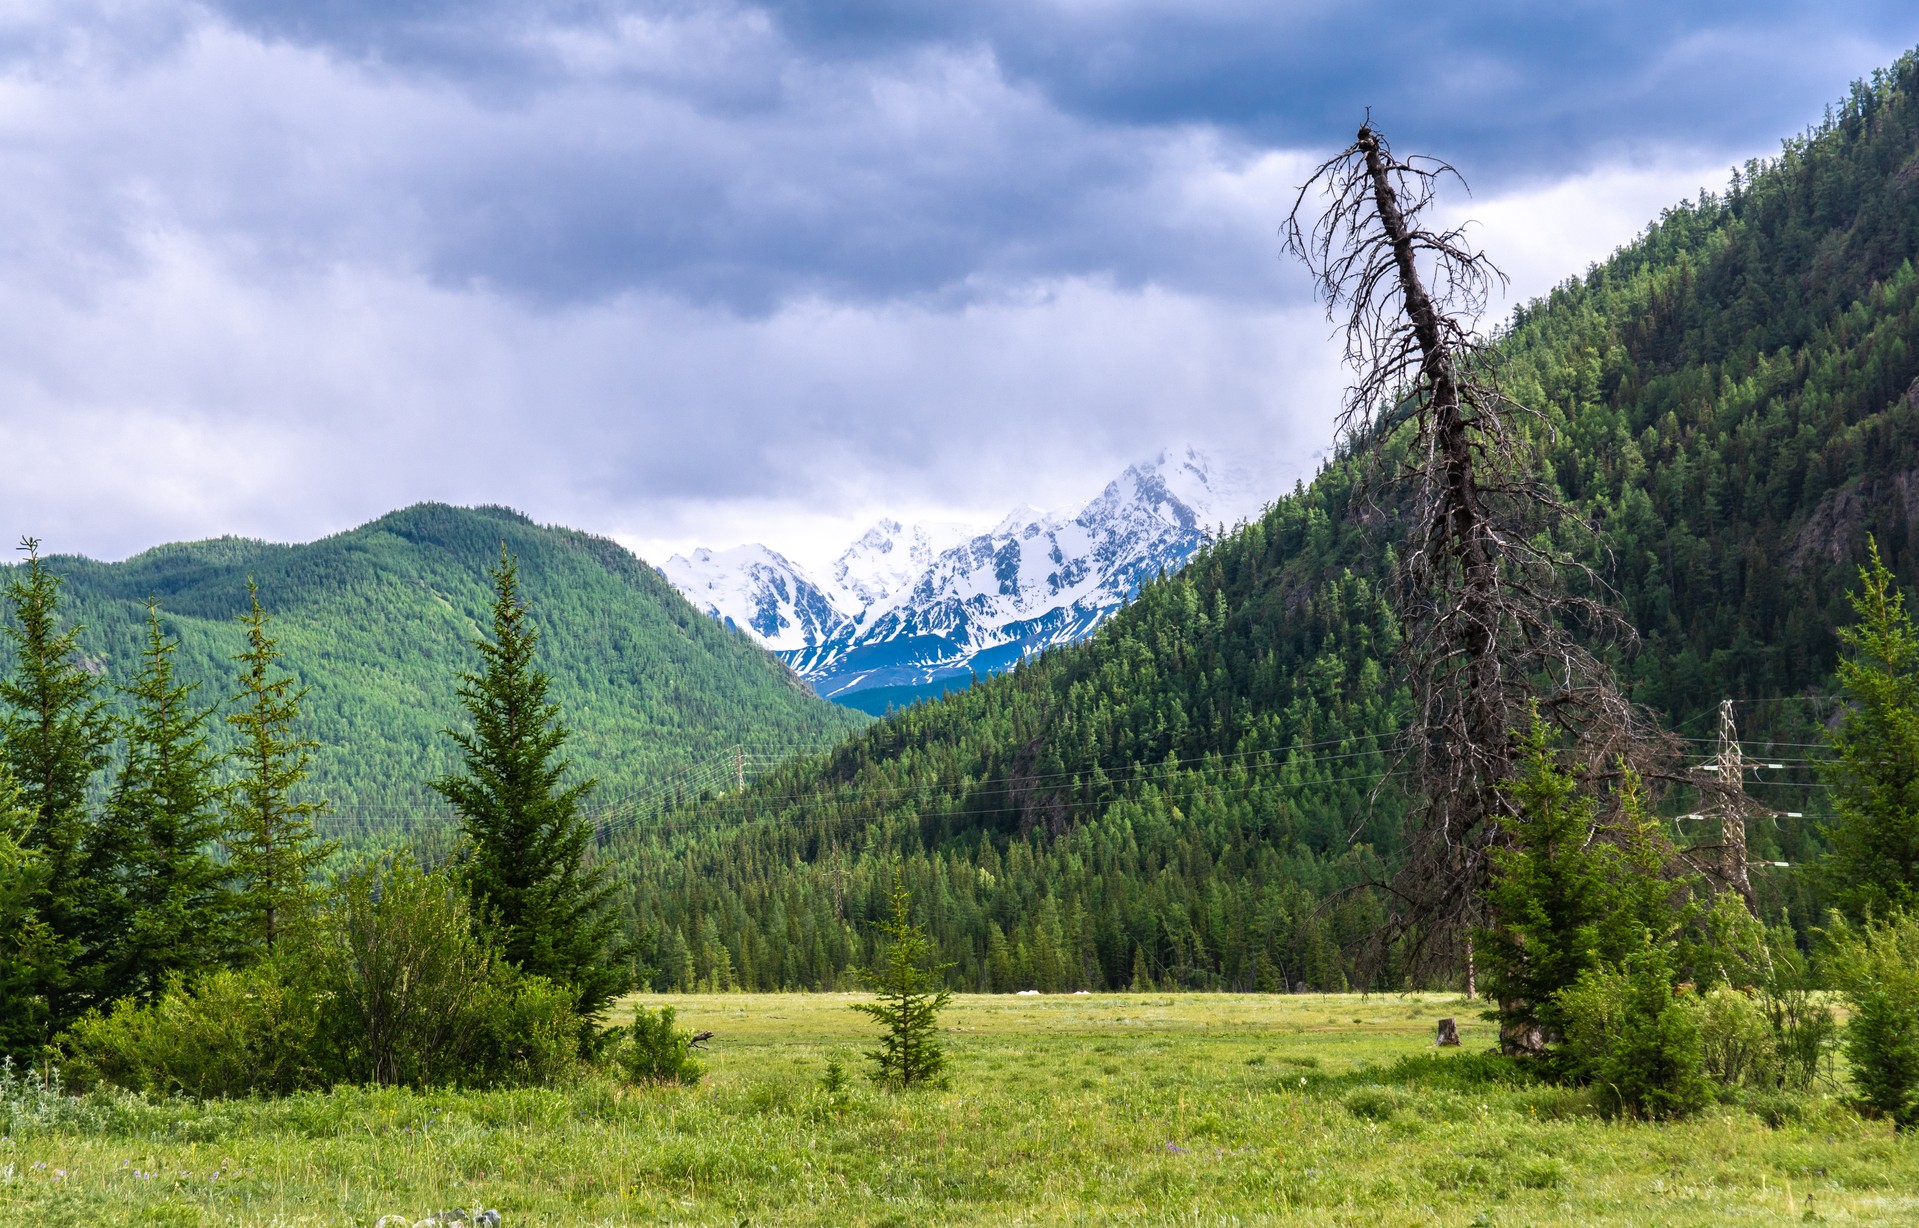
[1283,121,1667,1000]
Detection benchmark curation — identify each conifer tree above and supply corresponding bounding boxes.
[1820,537,1919,919]
[431,546,630,1024]
[0,537,114,1028]
[103,601,232,1000]
[1476,723,1680,1055]
[0,763,52,1058]
[852,884,952,1089]
[225,580,335,952]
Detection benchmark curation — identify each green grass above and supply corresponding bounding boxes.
[3,993,1913,1225]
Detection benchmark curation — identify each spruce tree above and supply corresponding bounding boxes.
[0,763,52,1058]
[103,601,232,1000]
[431,547,630,1023]
[1477,722,1681,1056]
[1820,538,1919,919]
[225,580,335,952]
[0,537,114,1028]
[852,884,953,1089]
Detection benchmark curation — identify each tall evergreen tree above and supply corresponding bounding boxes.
[103,601,232,1001]
[226,580,334,952]
[1820,538,1919,920]
[0,537,114,1028]
[0,763,52,1058]
[431,547,630,1023]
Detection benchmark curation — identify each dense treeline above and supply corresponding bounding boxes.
[609,48,1919,994]
[0,503,866,826]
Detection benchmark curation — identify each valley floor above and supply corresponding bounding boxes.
[3,992,1914,1226]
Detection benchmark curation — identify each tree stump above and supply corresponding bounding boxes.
[1435,1018,1461,1047]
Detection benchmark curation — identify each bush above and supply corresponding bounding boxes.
[60,962,324,1097]
[617,1004,704,1086]
[310,853,583,1090]
[1559,947,1711,1120]
[316,854,497,1087]
[1699,987,1779,1090]
[58,852,582,1097]
[1823,910,1919,1129]
[1697,981,1836,1099]
[1689,898,1836,1093]
[468,975,582,1089]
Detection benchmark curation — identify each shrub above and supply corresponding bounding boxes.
[465,974,582,1089]
[1689,898,1835,1093]
[312,853,583,1090]
[1754,947,1838,1093]
[58,851,582,1097]
[1823,910,1919,1129]
[1559,947,1711,1119]
[1699,987,1777,1090]
[617,1004,704,1086]
[316,855,496,1087]
[60,962,324,1097]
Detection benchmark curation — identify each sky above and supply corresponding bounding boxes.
[1,2,1914,572]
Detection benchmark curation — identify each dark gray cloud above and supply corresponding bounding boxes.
[19,2,1306,315]
[735,2,1919,175]
[204,1,1919,170]
[173,0,1919,311]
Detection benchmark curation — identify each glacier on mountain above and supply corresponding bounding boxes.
[661,447,1263,710]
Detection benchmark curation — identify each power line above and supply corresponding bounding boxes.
[308,734,1410,837]
[593,766,1421,850]
[310,692,1847,843]
[587,740,1409,841]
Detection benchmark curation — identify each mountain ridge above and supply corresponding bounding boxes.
[10,501,869,821]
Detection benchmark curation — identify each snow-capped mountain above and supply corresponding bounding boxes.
[657,544,847,654]
[826,518,975,611]
[660,447,1263,710]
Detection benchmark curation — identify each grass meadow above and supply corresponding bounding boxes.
[2,991,1914,1226]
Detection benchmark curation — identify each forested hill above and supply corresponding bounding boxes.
[608,49,1919,996]
[10,503,868,824]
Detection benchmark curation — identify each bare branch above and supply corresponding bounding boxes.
[1283,121,1675,986]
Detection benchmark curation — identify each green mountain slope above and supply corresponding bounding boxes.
[10,503,868,832]
[607,49,1919,994]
